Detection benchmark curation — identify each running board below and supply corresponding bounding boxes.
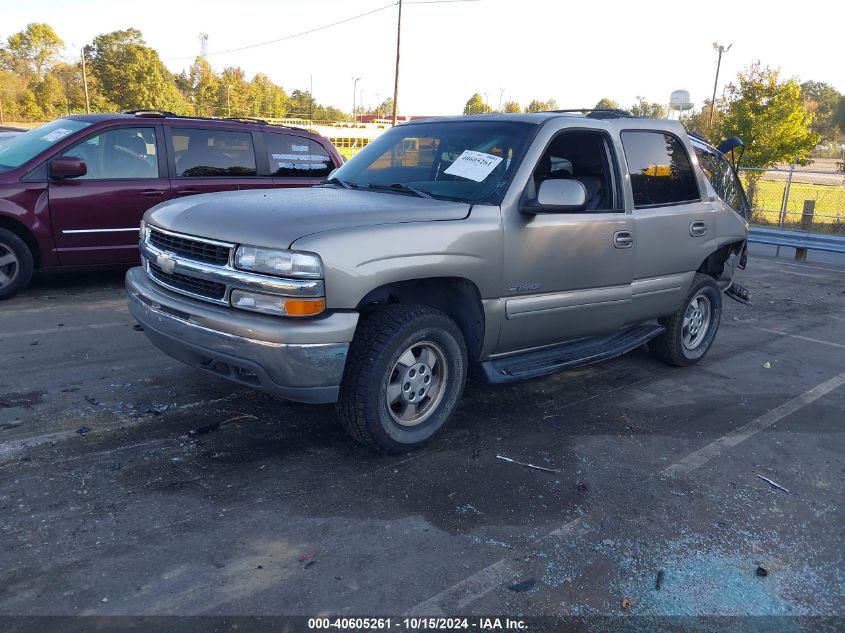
[480,323,665,384]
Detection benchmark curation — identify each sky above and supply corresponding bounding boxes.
[2,0,842,116]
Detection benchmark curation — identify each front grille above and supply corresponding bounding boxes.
[149,263,226,300]
[149,228,231,265]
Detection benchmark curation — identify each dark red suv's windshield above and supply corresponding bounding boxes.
[0,118,92,172]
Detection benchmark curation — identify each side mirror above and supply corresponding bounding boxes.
[521,179,587,214]
[50,156,87,179]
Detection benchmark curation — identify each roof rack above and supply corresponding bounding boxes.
[544,108,634,119]
[224,117,269,125]
[123,109,177,117]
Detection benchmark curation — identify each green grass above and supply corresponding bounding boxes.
[741,177,845,232]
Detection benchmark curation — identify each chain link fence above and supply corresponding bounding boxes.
[739,165,845,235]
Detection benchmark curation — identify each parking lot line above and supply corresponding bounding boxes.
[751,326,845,350]
[2,322,127,338]
[662,370,845,476]
[405,369,845,615]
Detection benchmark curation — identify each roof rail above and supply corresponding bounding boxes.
[544,108,634,119]
[224,117,269,125]
[685,129,711,144]
[123,109,177,117]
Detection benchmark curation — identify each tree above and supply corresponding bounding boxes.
[502,100,521,113]
[188,56,219,117]
[216,66,250,117]
[374,97,393,118]
[594,98,619,110]
[86,28,190,113]
[463,93,490,115]
[630,97,665,118]
[249,73,288,118]
[0,23,63,78]
[837,97,845,137]
[801,81,842,142]
[718,63,819,205]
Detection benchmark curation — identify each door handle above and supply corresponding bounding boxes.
[690,221,708,237]
[141,189,167,197]
[613,231,634,249]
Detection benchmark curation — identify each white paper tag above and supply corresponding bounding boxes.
[41,128,74,142]
[272,153,329,161]
[443,150,503,182]
[291,145,310,152]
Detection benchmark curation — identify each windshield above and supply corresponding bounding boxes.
[331,120,535,204]
[0,119,92,172]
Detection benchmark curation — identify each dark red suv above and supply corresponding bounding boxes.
[0,111,342,299]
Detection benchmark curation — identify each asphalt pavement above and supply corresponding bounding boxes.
[0,246,843,625]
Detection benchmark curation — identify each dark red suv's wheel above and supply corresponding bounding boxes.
[0,228,34,300]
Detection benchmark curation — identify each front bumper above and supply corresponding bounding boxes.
[126,267,358,404]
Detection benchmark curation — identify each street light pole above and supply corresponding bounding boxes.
[498,88,505,113]
[391,0,403,125]
[352,76,361,123]
[80,48,91,114]
[709,42,732,130]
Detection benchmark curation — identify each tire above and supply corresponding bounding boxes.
[336,304,468,453]
[0,228,34,300]
[650,273,722,367]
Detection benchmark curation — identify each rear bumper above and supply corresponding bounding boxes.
[126,267,358,404]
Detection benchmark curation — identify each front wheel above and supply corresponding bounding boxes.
[0,228,34,300]
[650,273,722,367]
[336,304,468,453]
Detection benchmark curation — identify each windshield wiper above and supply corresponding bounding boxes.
[362,183,432,199]
[322,176,357,190]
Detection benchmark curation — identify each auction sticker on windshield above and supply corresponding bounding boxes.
[444,150,502,182]
[40,128,74,143]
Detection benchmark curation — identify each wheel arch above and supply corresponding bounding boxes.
[356,277,486,362]
[0,216,40,268]
[697,240,746,288]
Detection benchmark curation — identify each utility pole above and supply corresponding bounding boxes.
[80,48,91,114]
[709,42,732,130]
[352,76,361,123]
[391,0,403,125]
[498,88,505,113]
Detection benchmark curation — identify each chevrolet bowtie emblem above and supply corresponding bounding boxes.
[156,253,177,274]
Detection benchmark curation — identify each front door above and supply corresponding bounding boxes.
[498,129,636,353]
[48,125,169,266]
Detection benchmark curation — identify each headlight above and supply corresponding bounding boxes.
[231,289,325,317]
[234,246,323,278]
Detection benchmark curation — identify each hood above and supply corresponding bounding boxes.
[145,187,471,249]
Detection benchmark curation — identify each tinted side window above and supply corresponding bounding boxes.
[172,128,256,177]
[620,131,699,207]
[61,127,158,180]
[694,147,745,215]
[264,133,333,178]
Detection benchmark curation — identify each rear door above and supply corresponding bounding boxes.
[48,124,169,266]
[263,131,335,188]
[621,130,718,322]
[166,126,271,197]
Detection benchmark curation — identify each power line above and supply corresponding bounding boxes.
[163,3,397,61]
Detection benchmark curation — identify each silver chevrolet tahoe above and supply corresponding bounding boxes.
[127,111,749,452]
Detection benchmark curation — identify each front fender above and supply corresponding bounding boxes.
[291,205,503,310]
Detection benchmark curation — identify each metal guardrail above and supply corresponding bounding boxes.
[748,227,845,258]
